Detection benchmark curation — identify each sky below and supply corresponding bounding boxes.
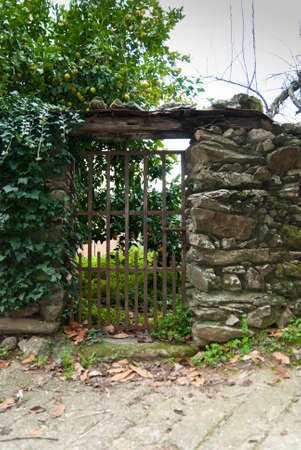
[160,0,301,122]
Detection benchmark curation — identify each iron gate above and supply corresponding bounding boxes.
[75,149,186,330]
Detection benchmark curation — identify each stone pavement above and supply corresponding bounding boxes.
[0,361,300,450]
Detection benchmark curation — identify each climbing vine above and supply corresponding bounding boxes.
[0,92,82,312]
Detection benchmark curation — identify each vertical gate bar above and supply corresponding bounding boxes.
[78,253,83,323]
[180,152,187,305]
[143,154,149,329]
[134,250,139,327]
[115,251,120,328]
[87,154,93,328]
[172,250,177,312]
[153,252,158,328]
[97,252,101,329]
[124,153,130,329]
[161,153,167,316]
[105,155,111,323]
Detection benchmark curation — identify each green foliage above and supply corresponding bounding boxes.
[79,351,98,368]
[0,0,203,108]
[0,93,82,312]
[0,346,9,358]
[60,348,75,380]
[149,306,191,343]
[77,249,183,325]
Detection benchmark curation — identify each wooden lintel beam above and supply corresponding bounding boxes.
[70,109,273,142]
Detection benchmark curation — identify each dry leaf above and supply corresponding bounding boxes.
[29,405,46,414]
[108,367,124,374]
[29,428,43,436]
[280,430,288,436]
[150,381,170,387]
[276,367,291,379]
[129,364,153,379]
[192,377,205,387]
[117,359,129,366]
[88,370,102,378]
[0,397,16,412]
[74,362,84,372]
[52,403,65,418]
[269,329,284,337]
[273,351,290,365]
[230,355,239,364]
[175,376,188,386]
[112,332,129,339]
[22,353,36,364]
[80,369,89,382]
[111,369,133,382]
[120,372,135,382]
[104,324,115,334]
[0,360,11,368]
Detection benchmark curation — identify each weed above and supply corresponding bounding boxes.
[79,351,98,368]
[0,346,9,358]
[36,355,48,367]
[60,349,74,380]
[149,306,191,343]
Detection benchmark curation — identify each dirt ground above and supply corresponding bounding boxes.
[0,358,301,450]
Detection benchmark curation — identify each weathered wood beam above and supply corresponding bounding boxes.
[70,109,274,142]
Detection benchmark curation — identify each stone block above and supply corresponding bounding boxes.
[223,274,242,291]
[187,264,219,292]
[247,128,275,143]
[192,323,252,347]
[247,306,279,328]
[191,208,254,240]
[39,286,65,322]
[245,267,265,290]
[267,146,301,173]
[18,336,50,356]
[0,318,59,335]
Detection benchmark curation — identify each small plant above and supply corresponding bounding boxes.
[79,351,98,368]
[149,306,191,343]
[0,346,9,358]
[36,355,49,367]
[60,349,75,380]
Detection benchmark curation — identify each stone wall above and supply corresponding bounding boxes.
[186,124,301,346]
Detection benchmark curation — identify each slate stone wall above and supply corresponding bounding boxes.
[186,124,301,346]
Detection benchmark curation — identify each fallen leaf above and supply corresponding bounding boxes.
[0,360,10,368]
[117,359,129,366]
[52,403,65,418]
[175,376,188,386]
[120,372,135,382]
[230,355,239,364]
[112,332,129,339]
[29,405,46,414]
[88,370,102,378]
[0,397,16,412]
[276,367,291,379]
[29,428,43,436]
[192,377,205,387]
[174,409,185,415]
[280,430,288,436]
[150,381,171,387]
[22,353,36,364]
[108,367,124,374]
[111,369,133,382]
[241,379,253,387]
[129,364,153,379]
[104,324,115,334]
[80,369,89,382]
[74,362,84,372]
[269,329,285,338]
[273,351,290,365]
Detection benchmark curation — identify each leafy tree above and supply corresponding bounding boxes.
[0,0,201,108]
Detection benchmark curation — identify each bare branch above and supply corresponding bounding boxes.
[268,74,301,117]
[240,0,250,85]
[203,75,269,112]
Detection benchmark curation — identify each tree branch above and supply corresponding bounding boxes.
[268,74,301,117]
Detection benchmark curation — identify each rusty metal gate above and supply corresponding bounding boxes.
[75,149,186,331]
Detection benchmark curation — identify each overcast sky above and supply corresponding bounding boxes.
[160,0,301,122]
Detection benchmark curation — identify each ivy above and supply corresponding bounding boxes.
[0,92,82,312]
